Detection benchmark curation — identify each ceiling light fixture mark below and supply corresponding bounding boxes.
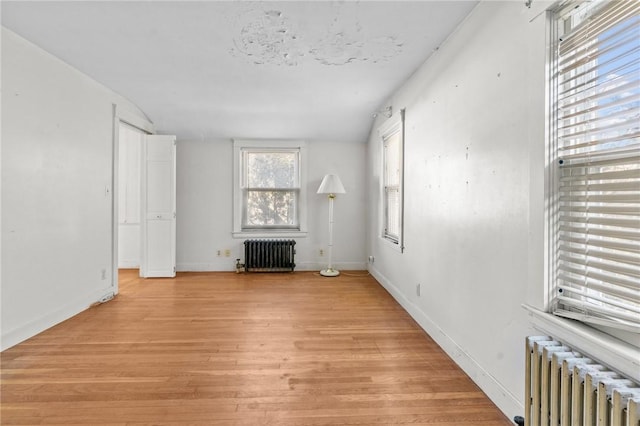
[228,8,303,66]
[229,4,403,67]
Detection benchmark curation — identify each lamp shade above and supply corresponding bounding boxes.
[317,174,346,194]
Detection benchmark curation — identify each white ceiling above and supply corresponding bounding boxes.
[2,1,477,143]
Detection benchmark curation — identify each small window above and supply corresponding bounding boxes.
[549,1,640,332]
[380,110,405,250]
[233,140,307,237]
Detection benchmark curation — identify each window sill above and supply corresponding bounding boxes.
[232,231,308,239]
[380,235,403,253]
[522,304,640,382]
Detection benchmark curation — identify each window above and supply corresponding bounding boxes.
[549,1,639,333]
[380,110,405,249]
[233,140,307,237]
[243,149,299,229]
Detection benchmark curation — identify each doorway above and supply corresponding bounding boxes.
[117,122,145,270]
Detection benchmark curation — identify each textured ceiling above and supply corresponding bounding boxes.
[2,1,477,143]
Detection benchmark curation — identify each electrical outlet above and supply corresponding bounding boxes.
[319,249,324,256]
[368,255,374,263]
[416,283,421,297]
[101,269,107,280]
[217,250,222,257]
[224,249,231,257]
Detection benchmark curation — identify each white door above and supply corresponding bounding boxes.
[117,123,143,269]
[140,135,176,278]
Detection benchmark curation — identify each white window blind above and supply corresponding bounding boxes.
[551,0,640,332]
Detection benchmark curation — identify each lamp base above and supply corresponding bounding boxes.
[320,268,340,277]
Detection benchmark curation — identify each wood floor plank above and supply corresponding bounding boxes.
[1,270,512,425]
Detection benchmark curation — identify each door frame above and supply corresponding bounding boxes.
[111,104,154,293]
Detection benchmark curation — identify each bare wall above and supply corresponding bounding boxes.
[176,139,367,272]
[1,28,150,350]
[366,1,548,419]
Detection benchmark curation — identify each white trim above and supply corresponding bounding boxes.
[378,110,405,253]
[116,105,154,135]
[232,139,308,236]
[379,234,403,253]
[377,110,402,136]
[1,286,114,351]
[296,261,367,271]
[543,9,556,313]
[523,304,640,383]
[118,260,140,269]
[232,231,308,239]
[176,261,367,272]
[111,104,120,295]
[177,263,236,272]
[545,3,640,331]
[111,109,153,289]
[369,265,522,420]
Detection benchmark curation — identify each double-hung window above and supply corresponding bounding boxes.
[549,0,640,332]
[380,110,405,250]
[233,140,307,237]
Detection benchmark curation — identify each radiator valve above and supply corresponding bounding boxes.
[235,259,245,274]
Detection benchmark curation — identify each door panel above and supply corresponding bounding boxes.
[146,220,174,274]
[140,135,176,278]
[147,162,172,213]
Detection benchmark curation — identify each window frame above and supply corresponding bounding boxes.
[525,0,639,385]
[232,139,308,238]
[546,0,640,334]
[379,110,405,252]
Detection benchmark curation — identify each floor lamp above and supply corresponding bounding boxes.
[317,174,346,277]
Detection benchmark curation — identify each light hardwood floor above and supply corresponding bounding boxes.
[1,270,512,425]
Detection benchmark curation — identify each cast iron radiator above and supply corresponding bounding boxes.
[243,239,296,272]
[524,336,640,426]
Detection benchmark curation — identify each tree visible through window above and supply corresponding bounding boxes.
[242,149,300,229]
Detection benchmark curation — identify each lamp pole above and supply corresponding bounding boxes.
[317,174,345,277]
[321,194,338,277]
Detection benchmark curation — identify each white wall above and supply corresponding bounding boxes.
[1,28,150,350]
[2,2,547,415]
[366,1,550,419]
[176,139,366,272]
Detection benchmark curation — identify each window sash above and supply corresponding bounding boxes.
[240,148,301,231]
[242,188,300,229]
[381,112,404,246]
[384,186,400,242]
[551,0,640,333]
[242,149,300,188]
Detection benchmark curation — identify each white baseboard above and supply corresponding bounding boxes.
[117,260,139,269]
[1,286,115,351]
[176,261,367,272]
[176,262,235,272]
[368,265,522,421]
[296,261,367,271]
